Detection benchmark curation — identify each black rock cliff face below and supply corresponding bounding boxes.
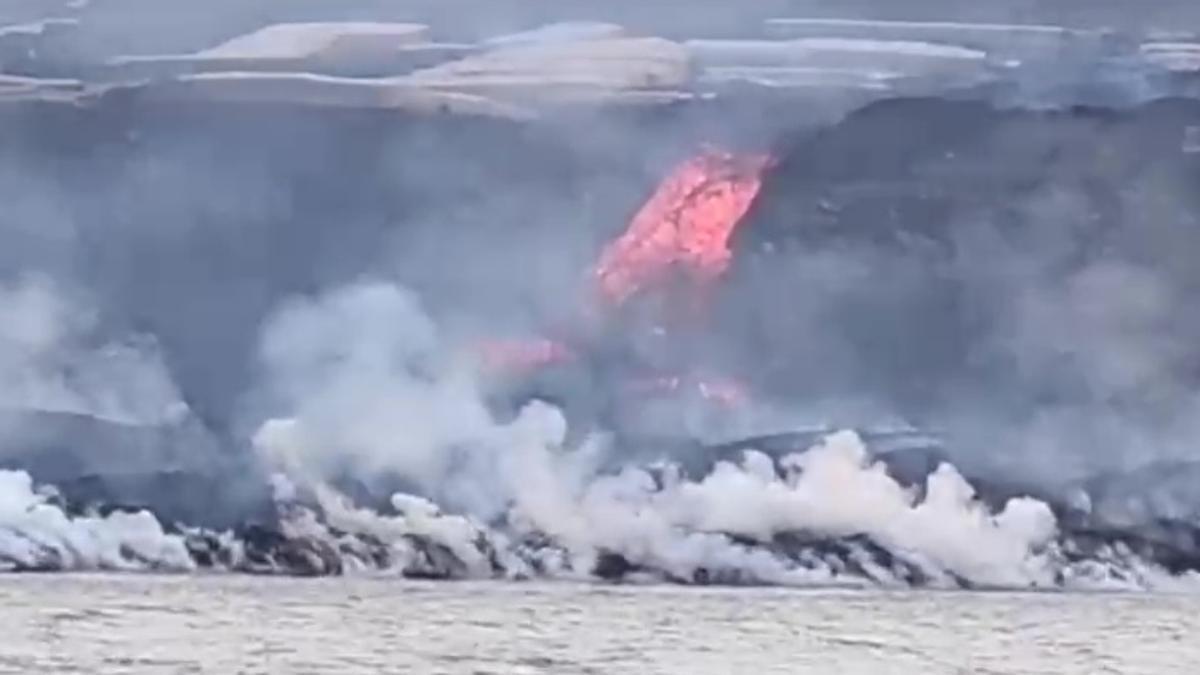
[719,97,1200,437]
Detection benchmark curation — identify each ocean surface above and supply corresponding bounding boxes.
[0,575,1194,674]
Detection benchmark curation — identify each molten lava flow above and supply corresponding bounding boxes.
[476,148,769,412]
[592,150,771,308]
[475,338,575,374]
[627,374,749,409]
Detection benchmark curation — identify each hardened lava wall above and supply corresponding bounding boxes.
[718,97,1200,464]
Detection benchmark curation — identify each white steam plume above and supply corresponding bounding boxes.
[251,280,1070,589]
[0,469,193,571]
[254,281,552,517]
[0,275,187,426]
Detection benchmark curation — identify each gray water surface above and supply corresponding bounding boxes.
[0,575,1194,674]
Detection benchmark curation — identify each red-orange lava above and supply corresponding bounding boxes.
[626,374,750,408]
[592,150,770,307]
[475,337,575,372]
[478,148,770,404]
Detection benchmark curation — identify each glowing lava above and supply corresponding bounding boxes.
[627,374,750,408]
[592,150,771,307]
[477,148,770,407]
[475,338,575,372]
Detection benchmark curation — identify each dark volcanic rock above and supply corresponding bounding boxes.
[400,534,470,580]
[716,96,1200,455]
[237,523,344,576]
[592,550,639,581]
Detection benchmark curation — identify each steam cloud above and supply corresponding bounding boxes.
[247,280,1061,588]
[253,282,523,517]
[238,279,1192,589]
[0,275,186,426]
[0,0,1199,588]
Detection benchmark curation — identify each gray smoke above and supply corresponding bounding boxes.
[0,274,186,426]
[2,0,1200,586]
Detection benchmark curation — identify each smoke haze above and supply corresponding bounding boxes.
[1,0,1199,586]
